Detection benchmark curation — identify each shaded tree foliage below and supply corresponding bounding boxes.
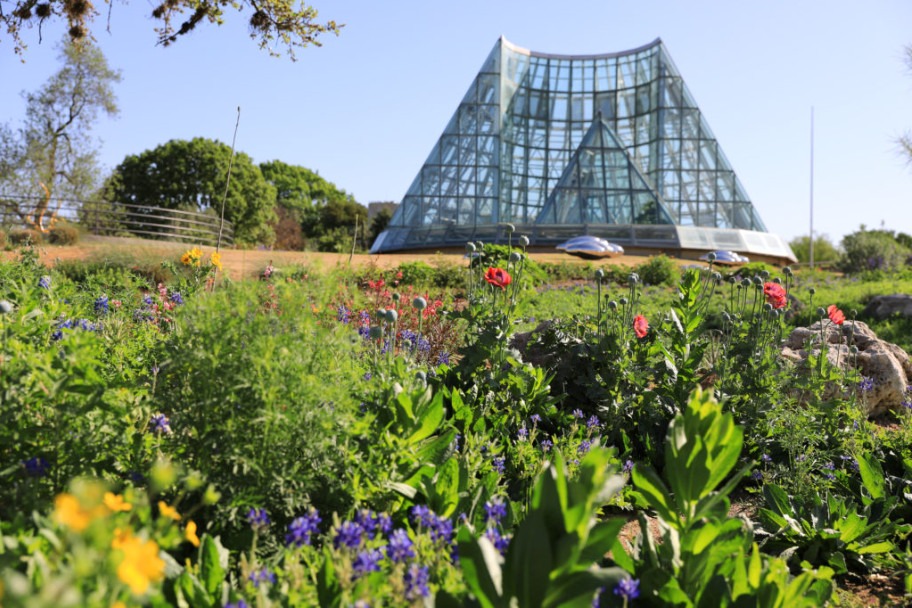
[838,226,911,274]
[0,40,119,231]
[104,137,277,245]
[1,0,340,58]
[260,159,366,251]
[788,234,840,265]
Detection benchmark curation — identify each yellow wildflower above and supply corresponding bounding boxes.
[112,602,126,608]
[158,500,180,521]
[111,529,165,595]
[184,520,201,547]
[104,492,132,512]
[54,493,97,531]
[180,247,203,267]
[209,251,223,271]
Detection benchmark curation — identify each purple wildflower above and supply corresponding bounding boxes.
[386,529,415,563]
[858,376,875,392]
[614,578,640,600]
[38,275,51,289]
[150,413,171,435]
[352,548,384,578]
[578,440,592,455]
[286,508,321,547]
[247,507,270,529]
[485,527,511,555]
[586,415,600,429]
[484,497,507,524]
[333,520,364,549]
[94,294,109,314]
[23,456,49,478]
[247,568,275,588]
[404,564,430,600]
[541,438,553,453]
[572,408,585,419]
[517,426,528,441]
[493,457,506,474]
[170,292,184,305]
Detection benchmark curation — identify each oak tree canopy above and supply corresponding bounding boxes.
[0,0,341,58]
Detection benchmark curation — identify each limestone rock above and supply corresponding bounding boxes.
[862,294,912,320]
[781,320,911,417]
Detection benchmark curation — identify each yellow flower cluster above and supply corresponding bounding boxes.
[209,251,223,271]
[51,487,201,597]
[111,529,165,595]
[180,247,203,267]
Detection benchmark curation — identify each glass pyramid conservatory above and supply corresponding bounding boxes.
[371,37,795,263]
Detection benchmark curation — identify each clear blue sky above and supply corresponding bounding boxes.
[2,0,910,247]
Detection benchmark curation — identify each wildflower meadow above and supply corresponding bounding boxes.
[1,240,912,607]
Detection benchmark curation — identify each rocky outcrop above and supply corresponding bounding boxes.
[862,294,912,320]
[781,320,911,417]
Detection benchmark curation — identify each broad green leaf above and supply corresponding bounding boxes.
[435,457,462,518]
[199,534,226,597]
[631,464,676,524]
[456,528,503,608]
[407,391,445,443]
[506,510,552,607]
[856,455,885,500]
[856,541,894,554]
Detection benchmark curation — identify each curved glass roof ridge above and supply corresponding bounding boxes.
[373,36,793,262]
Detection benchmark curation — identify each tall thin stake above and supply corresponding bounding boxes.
[809,106,815,270]
[217,106,241,253]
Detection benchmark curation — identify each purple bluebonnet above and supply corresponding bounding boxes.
[23,456,49,478]
[840,455,860,472]
[404,564,430,600]
[761,453,772,464]
[38,275,51,289]
[614,578,640,600]
[530,414,541,425]
[578,440,592,455]
[484,497,507,524]
[485,527,511,555]
[363,371,372,381]
[451,433,461,453]
[352,548,384,578]
[385,529,415,563]
[337,304,351,324]
[822,462,836,481]
[751,470,764,482]
[247,507,270,529]
[77,318,97,331]
[170,292,184,305]
[410,505,435,529]
[517,426,528,441]
[541,438,553,453]
[354,509,383,540]
[150,413,171,435]
[377,513,393,535]
[334,520,365,549]
[437,351,450,366]
[622,459,634,473]
[586,415,600,429]
[572,408,585,419]
[94,295,109,314]
[247,568,275,588]
[493,457,506,474]
[430,517,454,543]
[286,508,321,547]
[225,601,249,608]
[858,376,875,393]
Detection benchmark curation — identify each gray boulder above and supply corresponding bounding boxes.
[862,294,912,320]
[781,320,911,417]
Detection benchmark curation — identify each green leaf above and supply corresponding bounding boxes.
[456,528,503,608]
[631,464,676,523]
[856,455,885,500]
[407,390,445,443]
[434,457,462,518]
[856,541,894,555]
[506,510,553,607]
[199,534,226,597]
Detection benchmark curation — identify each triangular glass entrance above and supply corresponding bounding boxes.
[536,115,674,226]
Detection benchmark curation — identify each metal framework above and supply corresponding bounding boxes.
[372,37,794,262]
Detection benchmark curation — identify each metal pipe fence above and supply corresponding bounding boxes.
[0,195,233,246]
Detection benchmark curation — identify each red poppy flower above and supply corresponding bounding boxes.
[484,267,512,290]
[762,282,787,310]
[827,304,845,325]
[633,314,649,338]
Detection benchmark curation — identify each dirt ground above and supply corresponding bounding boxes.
[4,234,678,281]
